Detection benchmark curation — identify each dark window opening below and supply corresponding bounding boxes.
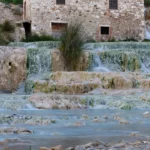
[51,22,67,38]
[109,0,118,9]
[56,0,65,4]
[23,22,31,38]
[51,22,67,31]
[101,27,109,35]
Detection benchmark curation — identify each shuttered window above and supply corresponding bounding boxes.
[109,0,118,9]
[56,0,65,4]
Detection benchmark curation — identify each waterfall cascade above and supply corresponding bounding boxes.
[145,7,150,40]
[27,48,52,76]
[145,28,150,40]
[92,53,110,72]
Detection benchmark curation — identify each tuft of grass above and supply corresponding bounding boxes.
[21,33,59,42]
[1,20,15,33]
[0,20,15,45]
[59,21,87,71]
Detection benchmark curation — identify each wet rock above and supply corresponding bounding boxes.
[114,115,129,124]
[130,141,141,146]
[92,119,102,122]
[82,114,89,120]
[29,94,86,109]
[111,143,126,148]
[73,122,86,126]
[40,147,49,150]
[51,50,91,72]
[95,140,106,146]
[129,132,141,137]
[75,145,86,150]
[86,148,95,150]
[143,111,150,118]
[103,115,109,119]
[84,142,93,148]
[114,116,129,124]
[49,145,62,150]
[0,128,33,134]
[0,46,26,92]
[66,147,74,150]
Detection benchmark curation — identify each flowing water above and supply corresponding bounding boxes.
[1,42,150,149]
[0,102,150,150]
[145,28,150,40]
[92,53,110,72]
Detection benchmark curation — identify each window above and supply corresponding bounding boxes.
[109,0,118,9]
[56,0,65,5]
[51,22,67,30]
[101,27,109,35]
[51,22,67,38]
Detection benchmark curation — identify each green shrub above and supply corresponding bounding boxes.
[13,0,23,4]
[121,37,138,42]
[143,39,150,42]
[59,22,87,71]
[145,0,150,7]
[0,0,23,4]
[21,33,59,42]
[1,20,15,33]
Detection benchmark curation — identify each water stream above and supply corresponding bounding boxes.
[1,42,150,149]
[92,53,110,72]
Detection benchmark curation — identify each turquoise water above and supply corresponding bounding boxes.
[0,108,150,149]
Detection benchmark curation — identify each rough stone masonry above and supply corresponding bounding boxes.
[23,0,145,41]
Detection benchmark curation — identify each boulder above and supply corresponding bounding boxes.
[51,50,92,71]
[0,46,26,92]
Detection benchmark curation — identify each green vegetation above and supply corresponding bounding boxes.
[22,33,59,42]
[0,20,15,45]
[145,0,150,7]
[121,38,138,42]
[59,22,87,71]
[143,39,150,42]
[1,20,15,32]
[0,0,23,5]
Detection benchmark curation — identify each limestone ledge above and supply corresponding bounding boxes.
[25,72,150,94]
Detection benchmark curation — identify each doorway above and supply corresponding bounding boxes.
[23,22,31,38]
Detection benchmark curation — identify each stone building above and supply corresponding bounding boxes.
[23,0,145,41]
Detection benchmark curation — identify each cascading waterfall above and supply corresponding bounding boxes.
[27,48,52,76]
[145,28,150,40]
[145,7,150,40]
[141,63,150,73]
[92,53,110,72]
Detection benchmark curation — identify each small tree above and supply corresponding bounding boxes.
[59,21,87,71]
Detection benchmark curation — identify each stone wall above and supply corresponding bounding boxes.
[0,2,25,42]
[24,0,144,41]
[0,2,22,24]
